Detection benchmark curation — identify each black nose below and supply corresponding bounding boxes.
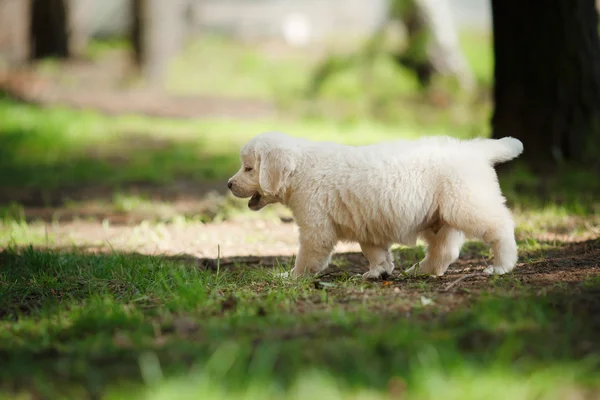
[227,181,233,189]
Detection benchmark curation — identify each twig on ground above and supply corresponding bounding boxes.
[314,268,349,280]
[443,272,486,292]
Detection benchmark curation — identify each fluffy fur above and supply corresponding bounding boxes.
[228,132,524,280]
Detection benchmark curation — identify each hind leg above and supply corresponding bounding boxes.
[405,225,465,276]
[443,200,518,275]
[481,223,518,275]
[360,243,395,280]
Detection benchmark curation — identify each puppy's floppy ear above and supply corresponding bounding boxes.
[259,147,297,197]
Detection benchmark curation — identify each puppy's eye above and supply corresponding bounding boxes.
[244,167,253,172]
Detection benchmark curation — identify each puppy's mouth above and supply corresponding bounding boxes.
[248,192,262,209]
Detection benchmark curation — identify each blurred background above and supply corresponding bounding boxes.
[1,3,600,398]
[0,0,598,258]
[0,0,491,114]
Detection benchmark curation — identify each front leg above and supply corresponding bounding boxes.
[289,228,336,279]
[360,243,395,280]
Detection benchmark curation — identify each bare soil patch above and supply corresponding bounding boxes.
[0,61,276,119]
[199,237,600,288]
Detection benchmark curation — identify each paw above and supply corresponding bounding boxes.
[483,265,513,275]
[384,262,395,276]
[362,270,384,280]
[362,265,390,280]
[404,262,445,277]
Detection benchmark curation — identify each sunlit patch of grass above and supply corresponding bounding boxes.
[408,365,590,400]
[460,241,489,257]
[164,30,493,103]
[517,237,557,253]
[111,365,590,400]
[316,52,421,101]
[0,221,53,248]
[514,207,599,244]
[459,30,493,86]
[85,37,132,61]
[166,35,312,101]
[0,97,489,192]
[4,33,494,192]
[0,49,526,208]
[3,97,594,220]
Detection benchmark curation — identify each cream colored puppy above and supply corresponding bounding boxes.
[227,132,523,280]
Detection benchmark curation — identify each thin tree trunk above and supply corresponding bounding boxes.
[393,0,434,87]
[131,0,186,85]
[414,0,475,93]
[65,0,92,58]
[0,0,31,64]
[392,0,474,93]
[491,0,600,169]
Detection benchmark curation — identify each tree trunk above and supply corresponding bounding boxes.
[65,0,92,58]
[30,0,69,59]
[393,0,434,87]
[491,0,600,170]
[0,0,31,64]
[413,0,475,93]
[391,0,475,93]
[131,0,187,85]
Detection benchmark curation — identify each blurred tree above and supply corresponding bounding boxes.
[392,0,474,93]
[1,0,89,62]
[30,0,69,59]
[66,0,92,57]
[309,0,474,100]
[0,0,31,64]
[491,0,600,169]
[132,0,187,85]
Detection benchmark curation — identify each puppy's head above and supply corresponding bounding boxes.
[227,132,299,211]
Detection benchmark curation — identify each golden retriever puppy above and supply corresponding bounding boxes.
[227,132,523,280]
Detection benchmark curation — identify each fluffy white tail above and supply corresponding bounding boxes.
[472,137,524,165]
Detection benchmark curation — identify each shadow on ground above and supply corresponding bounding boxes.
[0,124,236,214]
[2,238,598,309]
[155,237,600,296]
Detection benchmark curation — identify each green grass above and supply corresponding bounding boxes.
[0,31,498,199]
[1,246,599,399]
[459,31,493,87]
[164,31,492,102]
[0,96,486,191]
[2,96,598,215]
[166,36,311,101]
[43,32,492,124]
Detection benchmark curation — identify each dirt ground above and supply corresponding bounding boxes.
[0,60,276,119]
[1,60,599,305]
[164,236,600,293]
[1,178,598,299]
[7,212,598,299]
[3,217,594,322]
[196,236,600,317]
